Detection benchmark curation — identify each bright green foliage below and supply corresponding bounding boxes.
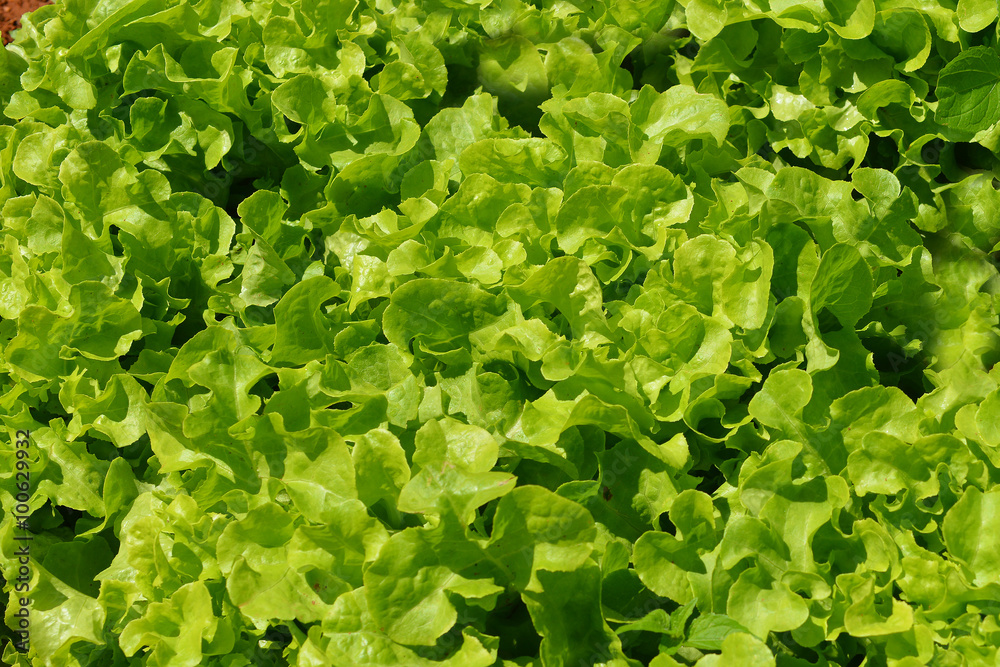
[936,47,1000,134]
[2,0,1000,666]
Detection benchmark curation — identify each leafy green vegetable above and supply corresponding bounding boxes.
[3,0,1000,665]
[935,47,1000,134]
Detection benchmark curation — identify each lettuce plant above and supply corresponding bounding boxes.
[2,0,1000,665]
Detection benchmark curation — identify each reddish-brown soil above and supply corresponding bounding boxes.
[2,0,51,45]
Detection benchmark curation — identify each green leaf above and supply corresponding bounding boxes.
[478,36,549,98]
[693,632,775,667]
[460,138,567,188]
[685,0,728,41]
[943,487,1000,588]
[870,9,931,72]
[488,485,596,589]
[7,282,143,382]
[857,79,916,121]
[851,167,900,220]
[353,428,412,508]
[270,275,342,365]
[976,388,1000,447]
[508,256,614,344]
[847,432,971,500]
[935,47,1000,134]
[685,614,753,651]
[382,278,508,350]
[825,0,875,39]
[811,243,873,328]
[842,576,914,636]
[120,582,221,667]
[632,85,731,149]
[748,369,812,431]
[614,608,674,635]
[522,564,627,666]
[726,567,809,638]
[364,528,500,646]
[957,0,999,34]
[633,531,704,603]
